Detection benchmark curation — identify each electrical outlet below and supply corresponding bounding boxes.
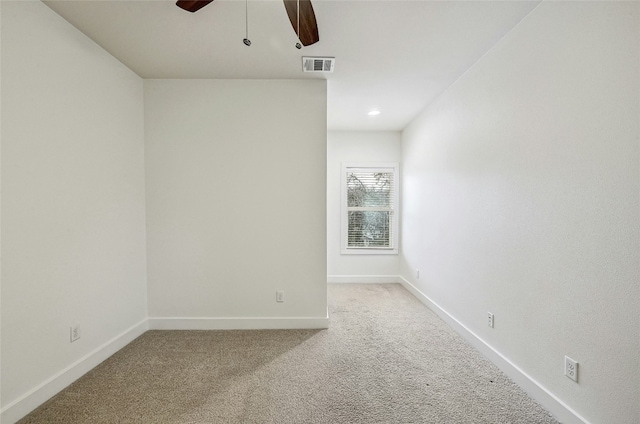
[565,356,578,382]
[487,312,494,328]
[416,269,420,279]
[276,290,284,303]
[70,325,81,343]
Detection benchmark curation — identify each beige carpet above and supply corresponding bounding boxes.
[19,284,558,423]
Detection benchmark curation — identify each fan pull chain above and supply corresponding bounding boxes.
[243,0,251,46]
[295,0,302,49]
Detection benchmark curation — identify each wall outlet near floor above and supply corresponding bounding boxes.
[487,312,495,328]
[416,269,420,279]
[276,290,285,303]
[564,355,578,382]
[70,325,81,343]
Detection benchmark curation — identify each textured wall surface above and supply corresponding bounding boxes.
[1,0,147,411]
[145,79,327,319]
[401,2,639,423]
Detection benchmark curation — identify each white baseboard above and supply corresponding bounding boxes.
[148,314,330,330]
[1,319,149,424]
[398,277,589,424]
[4,281,587,424]
[327,275,400,284]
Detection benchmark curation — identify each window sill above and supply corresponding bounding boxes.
[341,248,398,255]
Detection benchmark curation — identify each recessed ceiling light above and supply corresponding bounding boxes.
[368,110,381,116]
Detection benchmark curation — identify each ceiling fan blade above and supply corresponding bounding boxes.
[283,0,319,46]
[176,0,214,13]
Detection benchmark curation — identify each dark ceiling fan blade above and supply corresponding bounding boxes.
[176,0,214,13]
[283,0,319,46]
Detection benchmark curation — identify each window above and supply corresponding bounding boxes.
[341,163,399,254]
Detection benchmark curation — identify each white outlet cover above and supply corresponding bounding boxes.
[70,326,81,343]
[565,356,578,382]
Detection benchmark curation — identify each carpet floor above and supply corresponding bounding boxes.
[19,284,559,423]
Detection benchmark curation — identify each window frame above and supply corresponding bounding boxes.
[341,162,399,255]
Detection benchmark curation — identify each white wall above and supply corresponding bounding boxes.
[1,1,148,421]
[327,131,401,281]
[400,2,639,424]
[145,79,327,327]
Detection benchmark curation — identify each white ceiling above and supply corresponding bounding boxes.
[44,0,540,131]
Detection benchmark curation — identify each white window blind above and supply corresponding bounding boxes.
[342,164,398,254]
